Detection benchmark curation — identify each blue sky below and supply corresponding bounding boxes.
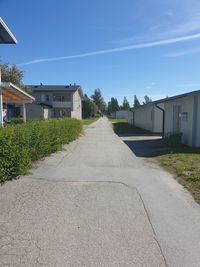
[1,0,200,104]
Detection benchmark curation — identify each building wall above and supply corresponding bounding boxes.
[195,95,200,147]
[22,103,44,120]
[71,90,82,120]
[153,103,164,133]
[134,104,153,131]
[164,96,194,146]
[132,103,163,133]
[115,110,133,120]
[32,91,73,108]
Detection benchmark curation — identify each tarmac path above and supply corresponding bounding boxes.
[1,117,200,266]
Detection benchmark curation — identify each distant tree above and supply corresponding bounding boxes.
[0,62,31,93]
[108,97,119,114]
[82,94,97,118]
[91,88,106,113]
[143,95,152,104]
[133,95,140,107]
[122,96,130,110]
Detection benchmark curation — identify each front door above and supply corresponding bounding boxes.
[173,105,182,133]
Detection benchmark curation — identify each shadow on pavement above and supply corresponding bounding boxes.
[120,136,170,157]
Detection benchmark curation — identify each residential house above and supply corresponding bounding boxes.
[131,102,163,133]
[27,84,84,120]
[0,17,17,125]
[155,90,200,147]
[1,82,35,122]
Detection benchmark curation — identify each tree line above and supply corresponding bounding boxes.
[0,61,152,118]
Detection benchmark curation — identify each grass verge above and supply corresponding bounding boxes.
[155,147,200,204]
[82,118,98,125]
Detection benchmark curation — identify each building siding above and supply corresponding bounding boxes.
[164,96,194,146]
[133,103,163,133]
[71,90,82,120]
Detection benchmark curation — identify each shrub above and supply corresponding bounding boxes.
[9,117,24,125]
[164,132,183,147]
[0,118,82,183]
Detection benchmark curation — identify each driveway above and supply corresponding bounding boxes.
[1,117,200,266]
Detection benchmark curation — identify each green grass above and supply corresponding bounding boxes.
[108,118,128,123]
[156,147,200,203]
[109,118,150,135]
[82,118,98,125]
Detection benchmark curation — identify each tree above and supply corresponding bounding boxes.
[91,88,106,113]
[133,95,140,107]
[82,94,97,118]
[0,62,31,93]
[143,95,152,104]
[108,97,119,114]
[122,96,130,110]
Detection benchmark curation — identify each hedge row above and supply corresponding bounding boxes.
[0,118,82,183]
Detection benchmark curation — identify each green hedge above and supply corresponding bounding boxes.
[0,118,82,183]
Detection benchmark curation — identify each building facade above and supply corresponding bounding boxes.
[28,84,83,120]
[156,90,200,147]
[131,103,163,133]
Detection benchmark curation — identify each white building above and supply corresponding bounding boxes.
[156,90,200,147]
[112,110,134,123]
[131,103,163,133]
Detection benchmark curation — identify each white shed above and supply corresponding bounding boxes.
[132,103,163,133]
[114,110,134,123]
[156,90,200,147]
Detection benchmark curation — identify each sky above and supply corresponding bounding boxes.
[1,0,200,104]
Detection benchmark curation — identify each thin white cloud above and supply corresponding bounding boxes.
[165,47,200,57]
[19,33,200,66]
[176,83,200,87]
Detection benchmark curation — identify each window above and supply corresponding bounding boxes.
[41,94,49,102]
[53,93,71,102]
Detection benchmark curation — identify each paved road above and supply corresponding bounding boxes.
[1,118,200,266]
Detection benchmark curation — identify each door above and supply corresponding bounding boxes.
[173,105,182,133]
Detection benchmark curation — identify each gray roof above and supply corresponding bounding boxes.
[154,89,200,104]
[0,17,17,44]
[28,84,84,99]
[28,85,80,92]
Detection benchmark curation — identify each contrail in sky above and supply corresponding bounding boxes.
[18,33,200,66]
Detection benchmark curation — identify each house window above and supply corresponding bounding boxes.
[41,94,49,102]
[53,93,71,102]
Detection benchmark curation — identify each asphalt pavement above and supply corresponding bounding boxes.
[1,117,200,267]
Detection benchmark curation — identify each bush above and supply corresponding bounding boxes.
[9,117,24,125]
[0,118,82,183]
[165,132,183,147]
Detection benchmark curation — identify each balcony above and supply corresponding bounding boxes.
[52,101,71,108]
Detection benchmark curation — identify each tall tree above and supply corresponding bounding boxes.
[133,95,140,107]
[91,88,106,113]
[108,97,119,114]
[122,96,130,110]
[143,95,152,104]
[82,94,97,118]
[0,62,31,93]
